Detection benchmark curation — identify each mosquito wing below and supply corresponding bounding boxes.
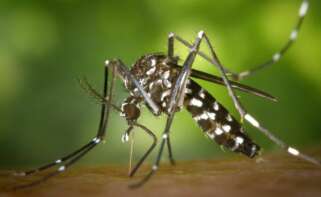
[172,64,277,102]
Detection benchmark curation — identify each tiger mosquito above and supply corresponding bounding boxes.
[12,0,320,189]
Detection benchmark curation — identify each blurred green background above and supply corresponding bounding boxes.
[0,0,320,169]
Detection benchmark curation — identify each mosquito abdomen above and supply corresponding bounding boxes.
[184,79,260,158]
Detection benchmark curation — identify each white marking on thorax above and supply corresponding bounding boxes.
[151,58,157,67]
[161,89,171,101]
[155,79,163,85]
[162,70,170,79]
[149,81,155,90]
[146,66,156,75]
[163,79,172,88]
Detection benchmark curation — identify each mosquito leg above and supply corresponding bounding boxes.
[130,114,175,188]
[230,0,310,80]
[193,31,320,166]
[172,33,231,75]
[14,140,98,190]
[130,32,204,188]
[168,32,174,58]
[13,60,116,189]
[170,30,320,166]
[165,32,177,165]
[166,136,175,166]
[242,114,320,165]
[128,122,157,177]
[171,0,309,81]
[118,99,158,176]
[13,139,99,177]
[96,60,116,138]
[166,35,245,122]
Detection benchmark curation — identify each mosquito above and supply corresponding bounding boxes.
[12,0,319,189]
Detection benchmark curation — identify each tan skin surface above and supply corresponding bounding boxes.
[1,149,320,197]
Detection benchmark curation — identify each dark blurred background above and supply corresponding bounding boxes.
[0,0,320,169]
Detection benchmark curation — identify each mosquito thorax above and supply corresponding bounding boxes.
[122,53,181,113]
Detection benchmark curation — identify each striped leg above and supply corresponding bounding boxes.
[130,113,176,188]
[13,138,101,178]
[170,0,310,81]
[168,32,174,58]
[187,31,320,166]
[14,140,98,190]
[229,0,310,80]
[81,59,164,176]
[13,60,116,189]
[166,33,182,166]
[130,32,204,188]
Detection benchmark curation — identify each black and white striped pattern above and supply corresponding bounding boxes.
[233,0,310,80]
[184,79,259,158]
[125,54,259,158]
